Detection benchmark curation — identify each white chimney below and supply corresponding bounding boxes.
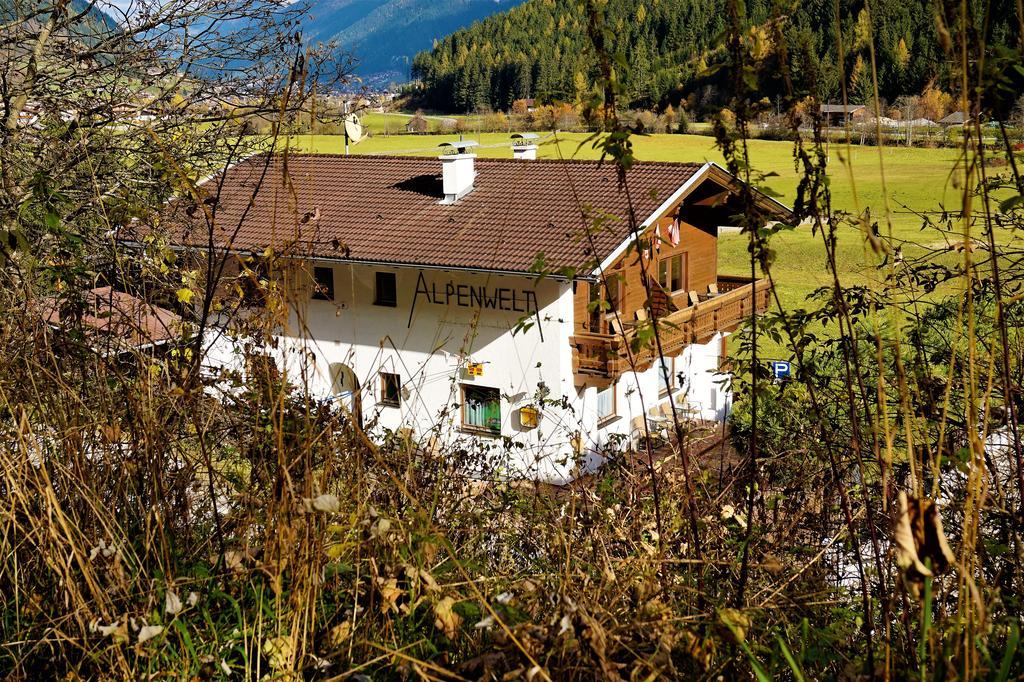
[511,132,538,160]
[438,140,478,203]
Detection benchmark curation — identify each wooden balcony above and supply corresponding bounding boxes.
[570,276,771,387]
[568,332,623,389]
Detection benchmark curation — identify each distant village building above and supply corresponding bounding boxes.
[938,111,971,127]
[819,103,868,127]
[405,114,430,133]
[123,142,792,482]
[111,104,160,125]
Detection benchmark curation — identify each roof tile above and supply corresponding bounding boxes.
[138,154,704,273]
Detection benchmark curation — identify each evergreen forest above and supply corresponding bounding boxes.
[411,0,1020,113]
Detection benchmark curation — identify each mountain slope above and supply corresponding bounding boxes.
[303,0,528,82]
[410,0,1020,112]
[0,0,119,44]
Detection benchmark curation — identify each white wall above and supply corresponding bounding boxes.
[204,261,736,484]
[276,262,586,483]
[575,332,731,453]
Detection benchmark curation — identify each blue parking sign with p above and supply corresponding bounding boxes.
[771,361,792,380]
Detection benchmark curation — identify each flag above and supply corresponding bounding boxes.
[653,222,662,253]
[669,218,681,247]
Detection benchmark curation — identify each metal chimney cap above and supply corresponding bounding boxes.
[439,140,479,155]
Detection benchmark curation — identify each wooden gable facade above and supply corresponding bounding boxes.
[569,167,777,387]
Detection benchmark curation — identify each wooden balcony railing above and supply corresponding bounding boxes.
[568,332,623,388]
[570,276,771,386]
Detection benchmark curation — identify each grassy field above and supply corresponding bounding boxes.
[287,130,977,323]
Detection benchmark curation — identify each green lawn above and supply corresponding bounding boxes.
[285,130,982,331]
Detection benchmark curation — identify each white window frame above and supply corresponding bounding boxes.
[597,383,617,424]
[658,253,686,294]
[657,356,676,396]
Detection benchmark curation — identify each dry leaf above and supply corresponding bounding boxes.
[263,635,294,670]
[97,621,128,642]
[165,590,183,616]
[434,596,463,638]
[223,550,245,572]
[419,569,441,592]
[761,553,784,576]
[581,611,622,681]
[311,494,340,513]
[100,424,121,443]
[893,491,957,595]
[377,577,403,614]
[681,630,715,670]
[327,621,352,649]
[137,624,164,644]
[717,608,751,644]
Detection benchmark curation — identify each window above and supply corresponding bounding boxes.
[587,276,622,332]
[462,385,501,434]
[588,282,602,331]
[605,275,622,313]
[380,372,401,407]
[374,271,397,307]
[657,356,675,395]
[312,266,335,301]
[658,254,686,293]
[597,384,616,423]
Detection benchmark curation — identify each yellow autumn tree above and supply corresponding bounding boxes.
[895,37,910,70]
[573,71,588,102]
[854,9,872,50]
[919,82,953,121]
[746,24,772,62]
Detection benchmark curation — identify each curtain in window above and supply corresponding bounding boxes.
[465,388,501,431]
[597,386,614,419]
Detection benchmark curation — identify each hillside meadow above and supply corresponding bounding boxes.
[289,130,975,315]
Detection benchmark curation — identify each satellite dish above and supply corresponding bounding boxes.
[344,113,364,144]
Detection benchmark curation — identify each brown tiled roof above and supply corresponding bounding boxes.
[44,287,181,349]
[133,154,706,274]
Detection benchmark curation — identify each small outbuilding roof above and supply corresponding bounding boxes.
[938,111,970,125]
[820,104,867,114]
[44,287,181,350]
